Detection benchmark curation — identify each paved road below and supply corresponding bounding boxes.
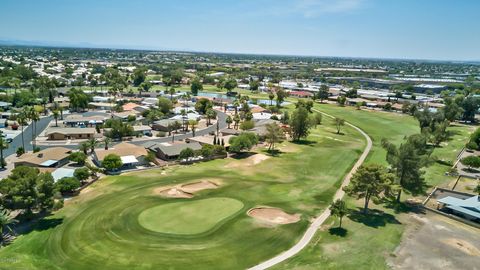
[248,109,373,270]
[29,110,228,152]
[4,115,53,156]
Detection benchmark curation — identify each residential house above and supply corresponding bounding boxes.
[144,141,202,161]
[46,127,96,140]
[14,147,72,168]
[94,142,149,167]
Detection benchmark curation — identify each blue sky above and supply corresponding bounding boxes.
[0,0,479,60]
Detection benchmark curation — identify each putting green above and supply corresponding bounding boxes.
[138,197,244,235]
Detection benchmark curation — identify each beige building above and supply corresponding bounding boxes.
[46,127,96,140]
[94,142,149,167]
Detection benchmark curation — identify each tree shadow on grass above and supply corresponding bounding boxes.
[265,149,283,157]
[229,152,255,160]
[291,140,317,146]
[14,216,64,235]
[348,208,401,228]
[328,227,348,237]
[381,198,426,215]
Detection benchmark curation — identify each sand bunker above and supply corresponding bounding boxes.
[442,238,480,256]
[180,180,219,193]
[225,153,270,168]
[247,207,300,224]
[156,187,193,198]
[155,180,219,199]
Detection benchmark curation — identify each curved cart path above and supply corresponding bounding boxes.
[249,109,373,270]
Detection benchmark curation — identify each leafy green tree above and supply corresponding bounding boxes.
[228,132,258,153]
[36,173,56,212]
[104,119,134,139]
[337,96,346,106]
[68,88,91,112]
[224,78,238,93]
[178,148,195,160]
[0,167,56,216]
[69,152,87,165]
[74,168,90,184]
[344,164,394,213]
[132,68,146,86]
[460,96,479,122]
[442,97,463,122]
[102,154,123,171]
[55,177,81,193]
[249,80,259,91]
[190,78,203,96]
[317,85,329,103]
[265,123,285,151]
[157,97,173,114]
[329,199,348,228]
[290,106,312,141]
[276,89,287,107]
[195,98,213,114]
[335,117,345,134]
[240,120,255,131]
[382,137,429,202]
[281,110,290,124]
[460,156,480,169]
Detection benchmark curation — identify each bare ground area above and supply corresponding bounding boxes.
[248,207,301,225]
[388,212,480,270]
[154,179,220,198]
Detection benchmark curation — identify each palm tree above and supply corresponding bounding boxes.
[206,109,217,126]
[169,87,176,100]
[226,115,233,129]
[0,135,8,169]
[189,120,198,137]
[79,142,89,155]
[103,137,112,150]
[233,100,240,115]
[17,112,27,151]
[233,114,241,130]
[52,110,60,127]
[0,207,17,245]
[87,138,99,154]
[269,92,275,106]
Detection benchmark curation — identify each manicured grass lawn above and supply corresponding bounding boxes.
[0,114,364,270]
[274,104,473,270]
[138,197,244,235]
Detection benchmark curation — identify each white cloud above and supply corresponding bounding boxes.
[293,0,365,17]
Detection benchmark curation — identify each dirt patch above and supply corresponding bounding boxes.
[441,238,480,256]
[225,153,270,168]
[388,212,480,270]
[154,179,220,199]
[248,207,300,225]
